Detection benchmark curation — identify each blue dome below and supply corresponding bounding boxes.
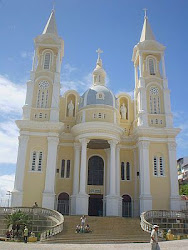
[79,85,117,109]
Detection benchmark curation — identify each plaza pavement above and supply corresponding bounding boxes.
[0,240,188,250]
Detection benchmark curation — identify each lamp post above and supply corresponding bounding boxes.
[6,191,11,207]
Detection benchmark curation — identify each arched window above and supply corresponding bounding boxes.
[31,151,43,171]
[149,86,161,114]
[43,52,51,70]
[153,155,165,177]
[149,58,155,75]
[88,156,104,185]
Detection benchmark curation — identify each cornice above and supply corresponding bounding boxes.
[16,120,64,132]
[133,127,181,137]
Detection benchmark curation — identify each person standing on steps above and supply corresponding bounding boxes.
[150,225,160,250]
[80,215,86,233]
[23,226,29,243]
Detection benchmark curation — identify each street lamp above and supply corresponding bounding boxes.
[6,191,11,207]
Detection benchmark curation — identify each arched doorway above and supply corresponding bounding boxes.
[57,192,69,215]
[122,194,132,217]
[88,156,104,185]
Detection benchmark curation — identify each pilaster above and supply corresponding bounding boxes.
[71,142,81,215]
[106,139,120,216]
[11,135,29,207]
[42,136,59,209]
[74,138,89,215]
[168,142,180,210]
[138,140,152,213]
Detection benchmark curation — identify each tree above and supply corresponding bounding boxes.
[5,210,32,238]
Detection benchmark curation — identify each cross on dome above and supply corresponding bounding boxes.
[96,48,103,60]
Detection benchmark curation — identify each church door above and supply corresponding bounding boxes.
[88,194,103,216]
[122,194,132,217]
[57,192,69,215]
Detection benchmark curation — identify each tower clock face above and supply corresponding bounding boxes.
[38,80,49,89]
[150,86,159,95]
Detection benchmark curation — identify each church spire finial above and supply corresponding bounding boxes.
[143,8,148,19]
[52,0,55,12]
[96,48,103,67]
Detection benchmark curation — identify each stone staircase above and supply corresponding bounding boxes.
[42,216,150,244]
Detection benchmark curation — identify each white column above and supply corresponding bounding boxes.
[50,80,60,121]
[163,88,173,128]
[75,138,89,215]
[105,149,110,195]
[116,146,120,196]
[138,141,152,213]
[11,135,29,207]
[42,136,59,209]
[133,149,139,217]
[23,80,34,120]
[116,145,122,216]
[134,64,138,86]
[56,51,61,73]
[168,142,180,210]
[71,143,81,215]
[161,54,166,79]
[139,53,143,77]
[32,50,36,71]
[106,140,120,216]
[109,140,117,196]
[79,138,89,194]
[73,143,81,195]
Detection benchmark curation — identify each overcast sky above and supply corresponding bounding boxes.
[0,0,187,202]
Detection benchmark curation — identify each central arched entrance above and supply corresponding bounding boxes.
[88,156,104,216]
[122,194,132,217]
[57,192,69,215]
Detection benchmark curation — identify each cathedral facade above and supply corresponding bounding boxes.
[11,10,180,217]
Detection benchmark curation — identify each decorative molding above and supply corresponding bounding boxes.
[138,140,150,149]
[47,136,59,144]
[168,142,177,151]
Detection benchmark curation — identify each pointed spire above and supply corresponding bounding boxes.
[140,10,155,42]
[42,9,58,35]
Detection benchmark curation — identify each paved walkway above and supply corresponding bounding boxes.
[0,240,188,250]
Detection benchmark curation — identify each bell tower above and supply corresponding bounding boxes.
[23,9,64,122]
[132,11,173,128]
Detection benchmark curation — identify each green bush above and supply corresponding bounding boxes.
[179,184,188,195]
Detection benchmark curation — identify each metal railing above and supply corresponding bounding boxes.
[0,207,64,241]
[140,210,187,237]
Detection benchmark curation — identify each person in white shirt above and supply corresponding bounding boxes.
[150,225,160,250]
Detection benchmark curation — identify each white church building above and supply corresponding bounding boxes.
[11,10,180,217]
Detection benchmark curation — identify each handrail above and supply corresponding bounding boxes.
[0,207,64,241]
[140,210,187,238]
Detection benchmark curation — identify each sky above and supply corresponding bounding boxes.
[0,0,188,202]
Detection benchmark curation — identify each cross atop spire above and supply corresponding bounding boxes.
[96,48,103,60]
[143,8,148,19]
[52,0,55,12]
